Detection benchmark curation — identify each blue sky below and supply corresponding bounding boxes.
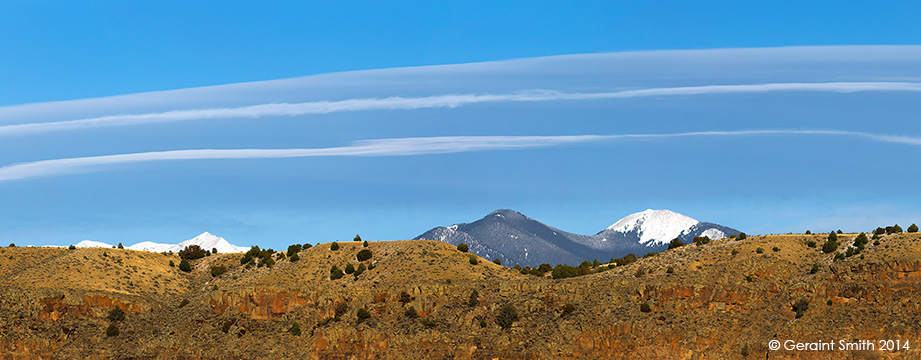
[1,2,920,249]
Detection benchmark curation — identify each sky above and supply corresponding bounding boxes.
[1,2,920,249]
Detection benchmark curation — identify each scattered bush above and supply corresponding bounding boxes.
[68,245,76,250]
[178,299,190,308]
[845,247,856,257]
[356,308,371,324]
[169,260,175,267]
[772,246,781,252]
[667,237,685,249]
[334,302,349,317]
[805,230,811,235]
[221,319,234,333]
[640,302,652,313]
[908,223,919,233]
[399,291,413,304]
[634,267,646,277]
[827,299,833,306]
[117,243,124,249]
[874,227,886,235]
[469,256,478,265]
[289,321,301,336]
[737,233,747,240]
[873,240,880,246]
[287,244,302,258]
[834,252,845,261]
[468,289,479,307]
[836,229,843,234]
[666,267,675,274]
[404,306,419,318]
[493,258,502,265]
[289,253,300,262]
[357,249,372,262]
[755,247,764,254]
[344,263,355,274]
[367,262,375,270]
[693,236,711,246]
[7,243,14,248]
[495,303,519,330]
[822,238,838,254]
[179,244,208,260]
[257,256,275,268]
[212,248,218,254]
[805,240,817,248]
[421,318,437,328]
[560,303,575,317]
[353,234,362,242]
[792,298,809,319]
[178,259,191,272]
[330,266,344,280]
[479,319,487,328]
[363,240,369,247]
[353,263,366,278]
[210,265,227,277]
[457,243,468,252]
[240,254,252,265]
[107,307,126,322]
[731,249,739,255]
[330,242,340,251]
[810,263,820,274]
[106,323,119,337]
[303,243,313,249]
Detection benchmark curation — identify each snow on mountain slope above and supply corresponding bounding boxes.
[75,240,114,248]
[127,232,248,253]
[605,209,700,245]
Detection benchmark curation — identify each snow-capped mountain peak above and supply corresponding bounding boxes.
[75,240,114,248]
[605,209,700,245]
[123,232,249,253]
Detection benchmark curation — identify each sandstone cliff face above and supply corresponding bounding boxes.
[0,235,920,359]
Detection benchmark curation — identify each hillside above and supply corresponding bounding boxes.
[1,231,920,359]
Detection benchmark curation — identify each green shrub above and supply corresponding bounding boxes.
[179,244,208,260]
[834,252,845,261]
[731,249,739,255]
[105,323,119,337]
[693,236,711,246]
[330,266,344,280]
[810,263,820,274]
[792,298,809,319]
[363,240,369,247]
[107,307,126,322]
[178,299,189,308]
[666,267,674,274]
[334,302,349,317]
[873,240,880,246]
[827,299,833,306]
[404,306,419,318]
[210,265,227,277]
[212,248,218,254]
[845,247,856,257]
[344,263,355,274]
[640,302,652,313]
[287,244,302,257]
[178,259,191,272]
[117,243,124,249]
[468,289,479,307]
[667,237,685,249]
[908,224,919,233]
[399,291,413,304]
[828,232,838,242]
[354,234,362,242]
[755,247,764,254]
[289,253,300,262]
[356,308,371,324]
[805,240,817,248]
[479,319,487,328]
[457,243,468,252]
[560,303,575,317]
[221,319,234,333]
[68,245,76,250]
[772,247,781,252]
[289,321,301,336]
[493,258,502,265]
[805,230,811,235]
[8,243,14,248]
[887,225,903,234]
[421,318,437,328]
[874,227,886,235]
[356,249,372,262]
[169,260,175,267]
[330,242,340,251]
[737,233,747,240]
[822,238,838,254]
[468,256,478,265]
[495,303,519,330]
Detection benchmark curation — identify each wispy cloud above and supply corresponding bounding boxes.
[0,129,918,182]
[3,82,921,137]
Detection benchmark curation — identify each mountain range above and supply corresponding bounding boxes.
[414,209,740,267]
[75,232,248,253]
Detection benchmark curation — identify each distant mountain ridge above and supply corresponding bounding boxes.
[75,232,248,253]
[414,209,740,267]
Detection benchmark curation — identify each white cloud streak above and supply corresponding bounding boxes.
[3,82,921,137]
[0,129,918,182]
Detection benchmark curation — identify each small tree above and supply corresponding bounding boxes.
[289,321,301,336]
[363,240,369,247]
[354,234,362,242]
[805,230,811,235]
[330,242,340,251]
[212,248,218,254]
[667,237,685,249]
[810,263,820,274]
[179,245,208,260]
[178,259,192,272]
[828,232,838,242]
[495,303,519,330]
[493,258,502,265]
[105,323,119,337]
[210,265,227,277]
[356,308,371,324]
[908,224,919,233]
[344,263,355,274]
[737,233,747,240]
[792,298,809,319]
[108,307,126,322]
[822,238,838,254]
[169,260,175,267]
[117,243,124,249]
[640,302,652,313]
[330,266,344,280]
[468,256,478,265]
[468,289,479,307]
[68,245,76,250]
[356,249,372,261]
[457,243,468,252]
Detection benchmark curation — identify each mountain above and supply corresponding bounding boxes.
[75,232,248,253]
[414,209,740,267]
